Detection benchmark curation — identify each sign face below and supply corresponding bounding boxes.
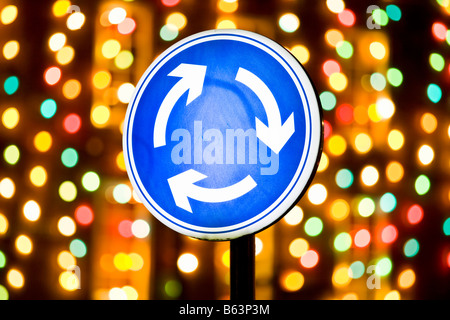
[123,29,322,240]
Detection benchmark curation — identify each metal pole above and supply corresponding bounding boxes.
[230,234,255,300]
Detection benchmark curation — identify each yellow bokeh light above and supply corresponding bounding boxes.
[368,103,382,122]
[307,183,327,205]
[116,151,126,171]
[387,129,404,151]
[282,271,304,291]
[1,5,18,25]
[0,213,8,234]
[398,269,415,289]
[217,0,238,13]
[420,113,438,134]
[114,50,134,70]
[29,166,47,187]
[289,238,309,258]
[48,32,67,52]
[417,144,434,165]
[326,0,345,13]
[33,131,52,152]
[216,19,237,29]
[91,105,110,128]
[2,107,20,129]
[53,1,71,18]
[290,45,309,64]
[3,40,19,60]
[354,133,372,154]
[23,200,40,222]
[66,12,85,30]
[329,72,348,92]
[325,29,344,47]
[15,234,33,255]
[279,13,300,33]
[56,45,75,65]
[177,253,199,273]
[329,199,350,221]
[222,249,230,268]
[0,177,15,199]
[57,250,77,269]
[283,205,303,226]
[327,135,347,156]
[108,7,127,25]
[114,252,132,271]
[92,70,111,89]
[59,271,79,291]
[122,286,139,300]
[332,265,351,287]
[317,152,329,172]
[386,161,404,183]
[7,269,24,289]
[384,290,401,300]
[129,253,144,271]
[375,97,395,120]
[166,12,187,30]
[57,216,76,236]
[62,79,81,99]
[369,41,387,60]
[360,165,379,187]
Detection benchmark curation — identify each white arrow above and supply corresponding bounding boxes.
[153,63,207,148]
[235,67,295,154]
[167,169,257,213]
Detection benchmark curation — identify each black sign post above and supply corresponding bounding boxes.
[230,234,255,300]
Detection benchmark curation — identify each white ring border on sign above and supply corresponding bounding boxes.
[123,29,322,240]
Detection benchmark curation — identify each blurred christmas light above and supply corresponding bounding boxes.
[4,76,19,95]
[102,39,121,59]
[2,107,19,129]
[118,17,136,35]
[58,181,78,202]
[40,99,57,119]
[3,145,20,165]
[48,32,67,52]
[44,66,62,85]
[278,13,300,33]
[67,12,85,30]
[326,0,345,13]
[160,24,178,41]
[1,5,18,25]
[432,22,447,40]
[15,235,33,255]
[217,0,238,13]
[3,40,19,60]
[304,217,323,236]
[300,250,319,268]
[338,9,355,27]
[108,7,127,25]
[177,253,199,273]
[7,269,24,289]
[290,45,309,64]
[52,0,71,18]
[74,205,94,226]
[386,4,402,21]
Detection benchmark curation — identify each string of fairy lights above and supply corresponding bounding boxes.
[0,0,449,300]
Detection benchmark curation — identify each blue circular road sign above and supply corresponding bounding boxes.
[123,29,322,240]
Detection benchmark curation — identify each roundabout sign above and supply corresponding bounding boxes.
[123,29,322,240]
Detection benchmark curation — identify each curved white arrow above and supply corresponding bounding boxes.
[235,67,295,154]
[168,169,257,213]
[154,63,207,148]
